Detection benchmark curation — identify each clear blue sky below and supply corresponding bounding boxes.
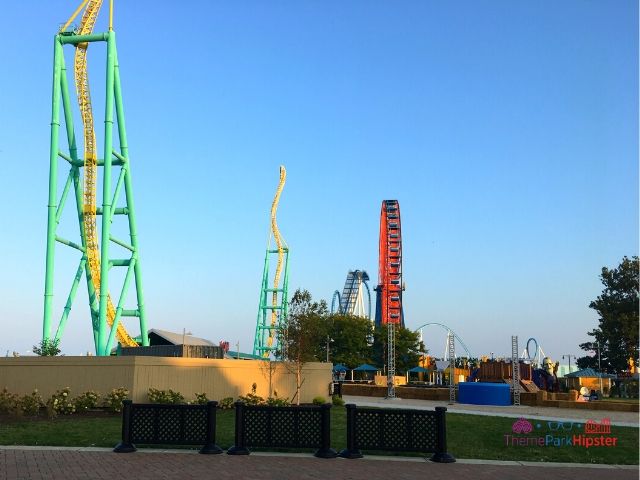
[0,1,637,362]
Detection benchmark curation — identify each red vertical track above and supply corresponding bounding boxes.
[378,200,403,326]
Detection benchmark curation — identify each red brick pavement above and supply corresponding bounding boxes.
[0,450,638,480]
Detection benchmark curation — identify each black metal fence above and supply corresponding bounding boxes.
[114,400,222,454]
[227,401,336,458]
[339,404,455,462]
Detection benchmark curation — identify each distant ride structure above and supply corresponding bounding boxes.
[253,166,290,358]
[373,200,404,399]
[374,200,404,327]
[330,270,372,319]
[43,0,148,356]
[415,322,474,359]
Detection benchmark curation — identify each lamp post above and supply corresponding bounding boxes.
[326,336,334,363]
[562,354,576,373]
[596,342,603,394]
[182,328,192,346]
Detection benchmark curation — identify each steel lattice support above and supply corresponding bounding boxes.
[43,9,148,356]
[448,331,455,404]
[512,335,521,406]
[386,322,396,398]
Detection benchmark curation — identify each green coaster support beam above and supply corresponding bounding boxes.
[253,247,290,358]
[43,28,148,355]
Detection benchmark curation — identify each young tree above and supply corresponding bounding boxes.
[577,256,639,372]
[32,338,61,356]
[278,289,328,404]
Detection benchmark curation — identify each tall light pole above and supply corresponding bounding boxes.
[596,342,603,394]
[182,328,192,346]
[562,354,576,373]
[326,336,334,363]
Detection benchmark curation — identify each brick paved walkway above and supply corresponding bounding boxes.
[0,449,637,480]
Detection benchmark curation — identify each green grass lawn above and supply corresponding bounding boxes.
[0,408,637,464]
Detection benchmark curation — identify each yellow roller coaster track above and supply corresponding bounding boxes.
[265,165,287,352]
[70,0,137,347]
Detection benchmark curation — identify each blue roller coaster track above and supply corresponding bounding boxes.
[414,322,473,358]
[330,271,372,319]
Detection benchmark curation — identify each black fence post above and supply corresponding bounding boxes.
[430,407,456,463]
[338,404,362,459]
[314,404,337,458]
[335,381,342,398]
[199,401,223,454]
[113,400,137,453]
[227,401,250,455]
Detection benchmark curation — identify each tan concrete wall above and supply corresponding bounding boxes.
[0,356,136,399]
[0,357,332,404]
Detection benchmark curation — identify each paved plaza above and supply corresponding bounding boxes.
[1,397,637,478]
[0,448,637,480]
[343,395,640,427]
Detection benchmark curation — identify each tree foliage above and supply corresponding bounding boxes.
[326,314,373,367]
[280,289,429,398]
[372,324,424,374]
[32,338,61,356]
[577,256,639,372]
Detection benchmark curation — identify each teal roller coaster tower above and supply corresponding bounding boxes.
[42,1,148,356]
[253,166,290,358]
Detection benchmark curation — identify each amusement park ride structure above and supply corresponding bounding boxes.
[253,166,290,358]
[374,200,404,328]
[331,270,372,319]
[43,0,148,356]
[374,200,405,398]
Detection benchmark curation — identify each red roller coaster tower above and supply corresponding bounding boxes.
[374,200,404,327]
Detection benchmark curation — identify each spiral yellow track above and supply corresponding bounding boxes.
[265,165,287,351]
[71,0,137,347]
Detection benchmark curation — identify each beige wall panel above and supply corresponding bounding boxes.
[0,357,332,404]
[0,357,135,399]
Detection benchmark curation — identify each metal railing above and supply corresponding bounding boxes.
[113,400,222,454]
[339,404,455,462]
[227,401,336,458]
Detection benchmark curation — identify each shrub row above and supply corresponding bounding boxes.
[145,388,235,408]
[1,385,341,416]
[0,387,130,417]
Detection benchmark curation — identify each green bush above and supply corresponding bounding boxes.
[332,395,345,407]
[32,338,61,356]
[73,391,100,412]
[265,390,290,407]
[312,396,326,406]
[47,388,75,417]
[18,390,43,416]
[148,388,185,404]
[192,393,209,405]
[219,397,234,409]
[239,383,265,406]
[105,388,129,413]
[0,388,18,414]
